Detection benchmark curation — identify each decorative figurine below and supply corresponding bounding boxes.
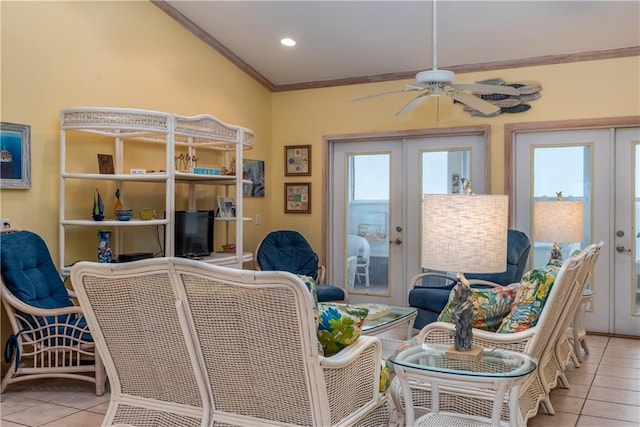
[113,188,123,216]
[449,273,475,351]
[92,188,104,221]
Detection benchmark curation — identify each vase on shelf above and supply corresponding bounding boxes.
[92,188,104,221]
[97,230,112,263]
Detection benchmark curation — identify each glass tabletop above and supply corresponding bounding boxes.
[390,342,537,378]
[361,306,417,332]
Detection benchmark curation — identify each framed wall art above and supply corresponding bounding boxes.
[243,159,265,197]
[284,145,311,176]
[285,182,311,213]
[0,122,31,189]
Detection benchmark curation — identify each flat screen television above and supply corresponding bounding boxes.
[174,210,215,258]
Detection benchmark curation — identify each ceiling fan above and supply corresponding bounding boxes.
[352,0,519,116]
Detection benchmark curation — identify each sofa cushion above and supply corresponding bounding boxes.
[317,303,368,356]
[438,283,520,331]
[497,267,557,333]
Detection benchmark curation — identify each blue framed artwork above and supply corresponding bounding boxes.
[243,159,265,197]
[1,122,30,189]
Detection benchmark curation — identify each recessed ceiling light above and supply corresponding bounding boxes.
[280,38,296,47]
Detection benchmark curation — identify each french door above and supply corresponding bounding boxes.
[328,131,487,306]
[513,126,640,336]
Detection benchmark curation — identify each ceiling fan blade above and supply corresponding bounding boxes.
[351,86,422,102]
[451,91,500,115]
[455,83,519,95]
[396,91,431,116]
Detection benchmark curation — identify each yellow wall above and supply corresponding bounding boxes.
[0,0,272,359]
[271,57,640,257]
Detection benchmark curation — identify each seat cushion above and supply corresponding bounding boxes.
[438,284,520,331]
[317,303,368,356]
[0,231,73,310]
[257,230,320,281]
[317,284,346,302]
[497,267,557,333]
[408,285,455,313]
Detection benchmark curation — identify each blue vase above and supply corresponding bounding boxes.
[97,230,112,263]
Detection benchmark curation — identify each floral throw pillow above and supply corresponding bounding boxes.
[438,284,520,332]
[497,267,557,333]
[317,303,369,356]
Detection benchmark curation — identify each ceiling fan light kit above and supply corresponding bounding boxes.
[353,0,542,118]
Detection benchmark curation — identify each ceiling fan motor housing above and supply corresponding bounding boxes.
[416,69,455,85]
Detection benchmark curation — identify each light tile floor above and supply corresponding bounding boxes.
[0,335,638,426]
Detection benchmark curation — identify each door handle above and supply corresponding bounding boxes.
[616,244,632,253]
[389,238,402,245]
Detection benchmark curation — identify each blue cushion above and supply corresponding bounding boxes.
[0,231,73,310]
[257,230,320,281]
[317,284,346,303]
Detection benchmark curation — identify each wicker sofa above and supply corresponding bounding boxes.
[71,258,391,427]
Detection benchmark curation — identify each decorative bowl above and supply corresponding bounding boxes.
[115,207,133,221]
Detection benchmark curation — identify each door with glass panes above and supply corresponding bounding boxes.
[513,127,640,336]
[329,132,487,306]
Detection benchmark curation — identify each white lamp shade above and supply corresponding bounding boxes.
[533,200,584,243]
[422,194,508,273]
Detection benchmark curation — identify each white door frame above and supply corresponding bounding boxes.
[506,117,640,335]
[323,126,490,306]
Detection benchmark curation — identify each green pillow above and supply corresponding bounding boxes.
[317,303,368,356]
[438,284,520,332]
[497,267,557,333]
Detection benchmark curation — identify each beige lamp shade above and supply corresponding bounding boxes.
[534,200,584,243]
[422,194,508,273]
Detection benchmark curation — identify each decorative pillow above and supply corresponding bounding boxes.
[379,358,391,392]
[438,284,520,332]
[497,267,557,333]
[317,303,369,356]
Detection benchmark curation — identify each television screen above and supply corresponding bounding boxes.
[174,210,215,258]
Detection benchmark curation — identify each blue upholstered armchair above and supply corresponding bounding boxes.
[255,230,346,302]
[0,230,105,394]
[408,229,531,329]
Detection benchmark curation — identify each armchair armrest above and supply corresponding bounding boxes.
[320,335,385,424]
[409,272,457,289]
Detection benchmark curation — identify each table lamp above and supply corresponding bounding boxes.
[422,193,508,358]
[533,194,583,263]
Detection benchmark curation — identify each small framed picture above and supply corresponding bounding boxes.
[97,153,115,174]
[0,122,31,189]
[285,182,311,214]
[284,145,311,176]
[217,196,236,218]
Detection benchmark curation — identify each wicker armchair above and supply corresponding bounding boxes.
[391,244,599,426]
[0,230,105,395]
[72,257,391,427]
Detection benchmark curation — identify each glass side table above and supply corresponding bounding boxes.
[390,343,537,427]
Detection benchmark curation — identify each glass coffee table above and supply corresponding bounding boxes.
[390,342,537,427]
[361,306,417,358]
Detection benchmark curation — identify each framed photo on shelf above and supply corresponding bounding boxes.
[217,196,236,218]
[0,122,31,189]
[285,182,311,214]
[284,145,311,176]
[97,153,115,174]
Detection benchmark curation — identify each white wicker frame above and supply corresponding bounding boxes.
[71,258,390,426]
[0,278,106,395]
[391,243,601,426]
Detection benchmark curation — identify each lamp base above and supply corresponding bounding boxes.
[446,345,484,361]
